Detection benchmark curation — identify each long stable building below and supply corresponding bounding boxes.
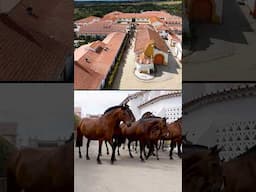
[75,32,126,89]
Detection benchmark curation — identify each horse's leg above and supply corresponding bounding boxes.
[177,142,182,158]
[78,145,82,159]
[110,139,118,164]
[117,145,120,156]
[105,140,109,155]
[135,141,138,153]
[122,140,125,150]
[97,140,103,164]
[86,139,90,160]
[162,140,165,151]
[144,143,148,158]
[170,140,175,160]
[128,140,134,158]
[139,141,145,162]
[155,141,159,160]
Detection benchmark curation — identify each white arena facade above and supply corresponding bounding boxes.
[122,90,182,123]
[183,84,256,160]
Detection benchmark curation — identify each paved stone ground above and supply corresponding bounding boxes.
[74,139,181,192]
[183,0,256,81]
[112,37,182,90]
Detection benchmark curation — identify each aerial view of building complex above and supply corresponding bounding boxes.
[74,1,182,89]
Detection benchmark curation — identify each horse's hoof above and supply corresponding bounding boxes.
[129,155,134,158]
[140,158,145,162]
[86,156,90,160]
[97,160,102,164]
[170,157,173,160]
[157,158,159,160]
[79,155,82,159]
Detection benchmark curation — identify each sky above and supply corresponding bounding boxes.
[0,84,73,146]
[74,90,138,116]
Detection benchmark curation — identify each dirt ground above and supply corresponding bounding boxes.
[74,139,182,192]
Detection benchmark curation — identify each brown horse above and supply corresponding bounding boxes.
[222,145,256,192]
[76,104,135,164]
[166,118,182,159]
[6,135,74,192]
[121,117,167,161]
[182,145,224,192]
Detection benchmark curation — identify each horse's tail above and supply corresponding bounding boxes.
[76,121,83,147]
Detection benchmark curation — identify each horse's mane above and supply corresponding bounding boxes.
[141,112,162,119]
[139,116,163,123]
[104,105,124,115]
[236,144,256,158]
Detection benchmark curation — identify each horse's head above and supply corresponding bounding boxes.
[120,104,135,127]
[141,111,154,119]
[158,117,169,137]
[183,145,224,192]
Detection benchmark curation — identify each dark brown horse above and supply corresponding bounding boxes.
[222,145,256,192]
[121,117,167,161]
[182,145,224,192]
[7,135,74,192]
[76,104,135,164]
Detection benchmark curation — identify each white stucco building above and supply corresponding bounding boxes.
[122,90,182,123]
[183,84,256,160]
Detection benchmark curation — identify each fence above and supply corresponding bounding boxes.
[0,177,7,192]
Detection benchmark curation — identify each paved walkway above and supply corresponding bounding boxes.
[112,37,182,90]
[183,0,256,81]
[75,140,181,192]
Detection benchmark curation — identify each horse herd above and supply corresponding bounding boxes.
[76,104,182,164]
[3,104,255,192]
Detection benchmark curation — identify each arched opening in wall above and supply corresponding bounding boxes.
[154,54,164,65]
[190,0,213,23]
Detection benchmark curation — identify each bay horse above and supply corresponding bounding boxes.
[121,117,167,161]
[222,145,256,192]
[76,104,135,164]
[6,134,74,192]
[166,118,182,159]
[182,144,224,192]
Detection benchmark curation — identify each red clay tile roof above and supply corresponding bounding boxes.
[103,11,172,21]
[75,16,101,25]
[8,0,73,49]
[74,61,103,89]
[0,14,69,81]
[78,21,127,36]
[149,16,162,24]
[0,0,73,81]
[135,25,169,54]
[74,32,126,89]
